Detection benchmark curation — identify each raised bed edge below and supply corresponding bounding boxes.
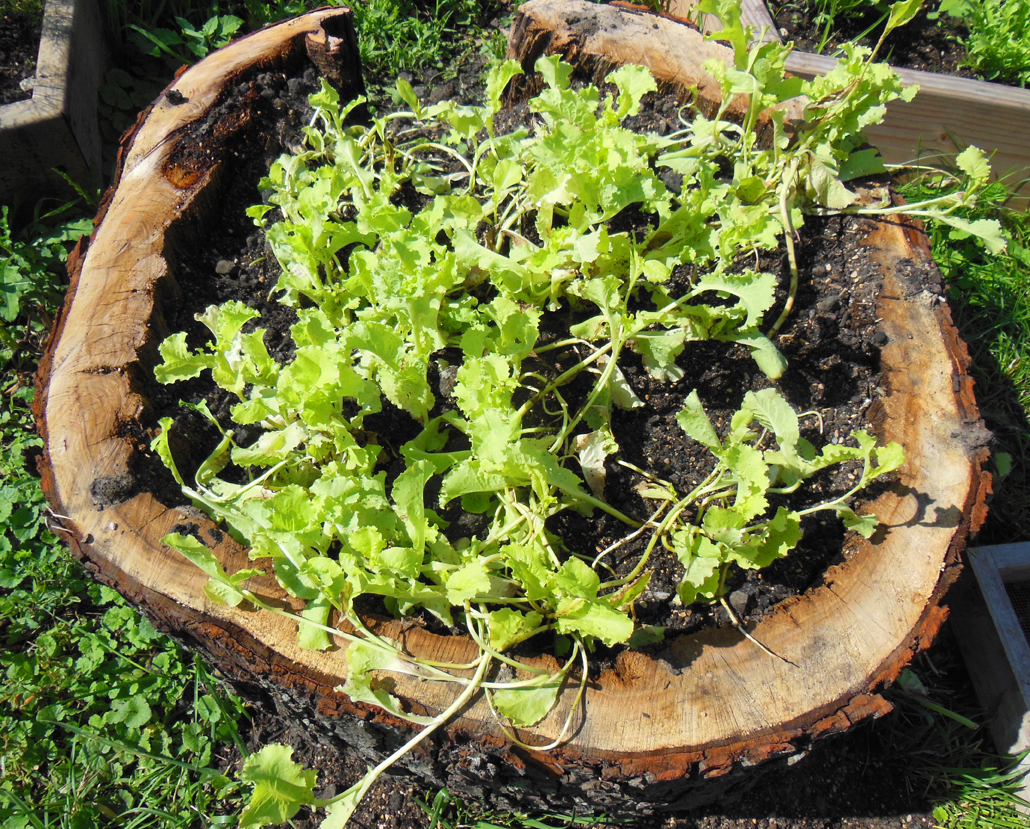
[0,0,106,207]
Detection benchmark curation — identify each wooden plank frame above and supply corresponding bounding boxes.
[969,544,1030,702]
[0,0,107,207]
[951,543,1030,808]
[668,0,1030,207]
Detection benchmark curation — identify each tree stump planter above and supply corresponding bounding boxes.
[35,1,992,817]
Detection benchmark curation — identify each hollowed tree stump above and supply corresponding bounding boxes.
[35,1,991,816]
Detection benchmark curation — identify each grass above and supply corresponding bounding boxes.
[933,0,1030,88]
[884,641,1030,829]
[0,194,250,827]
[96,0,494,163]
[2,1,1030,827]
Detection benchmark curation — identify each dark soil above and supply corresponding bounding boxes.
[0,4,41,104]
[133,58,900,646]
[767,0,977,79]
[108,21,957,829]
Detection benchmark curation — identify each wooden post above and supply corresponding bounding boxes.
[0,0,106,208]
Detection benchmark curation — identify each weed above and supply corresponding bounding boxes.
[417,787,627,829]
[0,387,250,825]
[0,202,89,376]
[769,0,890,54]
[0,0,43,22]
[933,0,1030,88]
[349,0,482,78]
[127,12,245,66]
[884,639,1030,828]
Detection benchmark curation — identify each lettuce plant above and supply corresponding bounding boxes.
[148,1,1002,824]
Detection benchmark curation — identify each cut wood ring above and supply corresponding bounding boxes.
[34,1,991,814]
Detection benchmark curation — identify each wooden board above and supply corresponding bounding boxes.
[669,0,1030,208]
[34,0,991,815]
[0,0,106,207]
[950,544,1030,809]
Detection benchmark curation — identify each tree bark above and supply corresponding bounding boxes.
[34,1,991,816]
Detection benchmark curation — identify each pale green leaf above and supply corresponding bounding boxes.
[318,783,366,829]
[194,432,234,487]
[204,578,247,607]
[298,594,334,651]
[671,527,724,605]
[839,148,887,181]
[676,391,721,450]
[742,388,799,454]
[941,215,1007,256]
[154,332,212,383]
[606,63,657,119]
[439,458,509,505]
[726,330,787,379]
[839,507,880,538]
[632,330,686,382]
[487,59,524,114]
[884,0,925,37]
[151,418,185,486]
[808,157,858,209]
[955,145,991,186]
[554,597,633,645]
[553,556,600,600]
[392,459,434,556]
[395,77,422,118]
[535,54,574,91]
[604,357,644,410]
[445,558,493,604]
[487,608,545,652]
[239,745,316,828]
[628,625,665,648]
[197,300,260,345]
[163,532,225,582]
[340,640,435,724]
[870,440,905,477]
[491,671,564,727]
[231,422,307,467]
[573,429,615,499]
